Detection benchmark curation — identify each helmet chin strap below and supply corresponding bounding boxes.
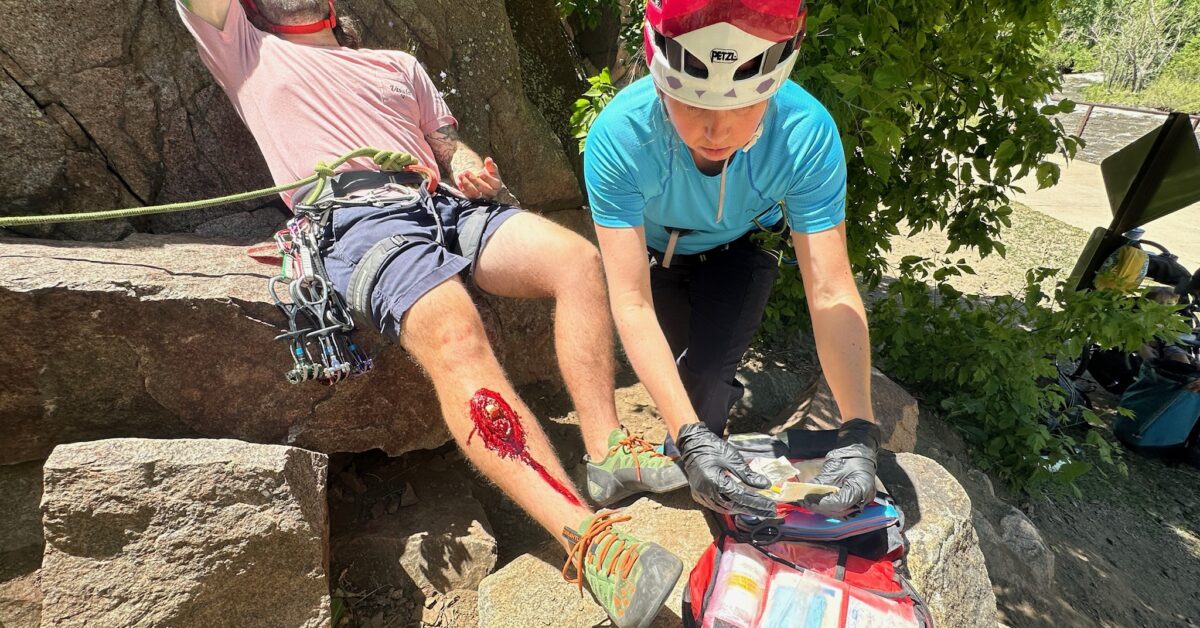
[718,121,763,222]
[742,122,764,153]
[242,0,337,35]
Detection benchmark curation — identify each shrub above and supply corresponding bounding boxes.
[1044,38,1100,74]
[870,258,1189,491]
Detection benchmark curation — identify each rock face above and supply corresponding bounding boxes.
[477,491,712,628]
[0,460,43,575]
[0,234,558,464]
[881,452,998,628]
[478,455,997,628]
[0,0,580,241]
[39,439,330,628]
[503,0,588,174]
[729,362,818,430]
[331,468,498,597]
[0,460,44,628]
[951,459,1057,593]
[793,368,920,453]
[0,573,40,628]
[731,365,919,453]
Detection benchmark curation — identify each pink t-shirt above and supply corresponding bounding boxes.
[178,0,457,207]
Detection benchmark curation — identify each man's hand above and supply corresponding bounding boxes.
[455,157,504,200]
[426,124,512,201]
[675,423,776,518]
[804,419,881,518]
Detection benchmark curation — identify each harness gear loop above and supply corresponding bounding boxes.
[345,233,434,322]
[663,230,682,269]
[457,206,493,269]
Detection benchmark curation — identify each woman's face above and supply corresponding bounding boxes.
[661,92,769,166]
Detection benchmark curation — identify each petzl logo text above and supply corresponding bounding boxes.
[711,49,738,63]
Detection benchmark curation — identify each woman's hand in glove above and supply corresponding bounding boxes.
[675,422,777,519]
[804,419,882,518]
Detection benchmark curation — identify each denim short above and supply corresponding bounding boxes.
[319,192,521,337]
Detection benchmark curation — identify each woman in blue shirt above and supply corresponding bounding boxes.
[586,0,880,520]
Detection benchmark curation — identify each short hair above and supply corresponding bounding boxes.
[255,0,329,26]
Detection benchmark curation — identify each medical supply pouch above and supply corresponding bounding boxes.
[682,535,932,628]
[728,456,905,559]
[731,496,901,545]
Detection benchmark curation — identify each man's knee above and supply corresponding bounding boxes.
[552,236,605,291]
[414,312,494,373]
[401,282,494,369]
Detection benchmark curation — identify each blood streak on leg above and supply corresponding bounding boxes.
[467,388,583,507]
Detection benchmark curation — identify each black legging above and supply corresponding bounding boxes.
[650,237,780,446]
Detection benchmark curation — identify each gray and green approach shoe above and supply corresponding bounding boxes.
[562,511,684,628]
[586,429,689,506]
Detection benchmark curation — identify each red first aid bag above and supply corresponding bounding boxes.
[682,534,932,627]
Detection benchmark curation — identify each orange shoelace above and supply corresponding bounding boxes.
[562,511,641,595]
[610,434,672,482]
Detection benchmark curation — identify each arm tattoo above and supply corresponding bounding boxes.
[425,124,483,181]
[425,124,460,171]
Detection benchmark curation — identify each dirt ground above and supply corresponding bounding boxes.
[1022,417,1200,627]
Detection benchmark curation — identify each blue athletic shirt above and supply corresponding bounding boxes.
[585,76,847,255]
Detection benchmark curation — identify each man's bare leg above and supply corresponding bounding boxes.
[474,212,620,461]
[401,275,590,543]
[400,262,683,628]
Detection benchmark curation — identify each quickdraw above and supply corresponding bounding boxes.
[749,200,796,267]
[264,207,373,385]
[261,161,439,385]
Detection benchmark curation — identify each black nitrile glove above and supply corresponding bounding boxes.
[675,422,776,519]
[804,419,881,518]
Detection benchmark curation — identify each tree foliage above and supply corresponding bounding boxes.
[555,0,621,30]
[1053,0,1200,91]
[1094,0,1200,91]
[569,69,619,153]
[794,1,1075,279]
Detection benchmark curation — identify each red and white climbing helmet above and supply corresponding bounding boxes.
[644,0,807,110]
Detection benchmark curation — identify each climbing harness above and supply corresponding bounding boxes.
[0,147,435,386]
[254,161,442,385]
[655,202,794,269]
[267,206,371,385]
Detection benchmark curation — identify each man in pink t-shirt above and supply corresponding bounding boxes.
[177,1,684,625]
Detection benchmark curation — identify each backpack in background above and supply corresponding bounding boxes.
[1116,359,1200,457]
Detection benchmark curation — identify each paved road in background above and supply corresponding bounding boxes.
[1013,157,1198,271]
[1011,73,1199,274]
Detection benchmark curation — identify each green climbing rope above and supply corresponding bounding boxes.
[0,147,418,228]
